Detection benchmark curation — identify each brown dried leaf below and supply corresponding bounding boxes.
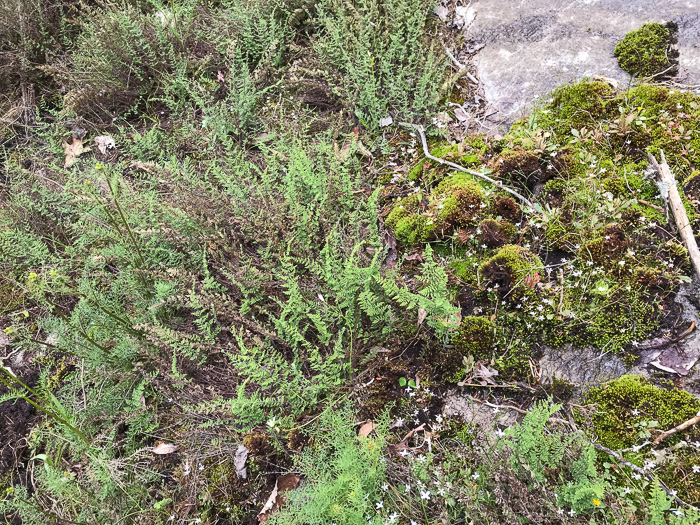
[358,421,375,438]
[152,442,178,455]
[417,308,428,326]
[454,107,469,123]
[258,473,300,523]
[63,135,90,168]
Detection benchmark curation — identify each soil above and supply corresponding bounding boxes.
[0,366,39,472]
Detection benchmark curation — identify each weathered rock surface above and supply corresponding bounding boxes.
[461,0,700,129]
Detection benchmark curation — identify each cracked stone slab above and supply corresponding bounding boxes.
[465,0,700,130]
[539,345,627,394]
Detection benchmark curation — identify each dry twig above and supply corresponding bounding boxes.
[647,150,700,279]
[653,412,700,445]
[399,122,536,209]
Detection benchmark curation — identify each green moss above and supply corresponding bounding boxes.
[385,194,422,230]
[394,214,434,245]
[535,80,613,135]
[450,259,477,284]
[614,23,671,77]
[585,375,700,449]
[543,178,567,194]
[479,245,543,298]
[434,316,495,382]
[408,162,423,182]
[434,173,485,229]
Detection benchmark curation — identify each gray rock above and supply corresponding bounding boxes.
[465,0,700,131]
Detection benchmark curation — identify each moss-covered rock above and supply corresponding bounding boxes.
[614,23,672,77]
[479,245,543,298]
[385,193,435,245]
[585,375,700,449]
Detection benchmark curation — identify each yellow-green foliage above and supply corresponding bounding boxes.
[479,245,542,297]
[585,375,700,449]
[614,23,671,77]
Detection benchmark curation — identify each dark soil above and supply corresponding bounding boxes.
[0,367,39,471]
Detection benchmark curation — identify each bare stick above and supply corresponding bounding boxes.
[399,122,535,209]
[653,412,700,445]
[443,45,479,84]
[648,150,700,279]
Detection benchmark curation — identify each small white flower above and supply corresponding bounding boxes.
[400,449,410,457]
[382,483,389,491]
[669,490,677,497]
[421,490,431,500]
[568,509,576,517]
[376,501,383,510]
[472,472,480,480]
[618,260,625,266]
[387,512,399,524]
[557,508,564,515]
[692,465,700,473]
[632,473,641,480]
[624,487,632,494]
[495,429,506,438]
[673,510,684,516]
[631,409,640,416]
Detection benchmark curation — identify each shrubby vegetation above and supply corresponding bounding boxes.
[1,4,700,524]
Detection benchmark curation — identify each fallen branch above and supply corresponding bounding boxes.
[653,412,700,445]
[647,150,700,279]
[399,122,535,209]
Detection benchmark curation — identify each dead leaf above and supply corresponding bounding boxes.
[475,363,499,385]
[234,444,248,479]
[405,253,423,262]
[217,70,226,83]
[358,421,375,437]
[63,134,90,168]
[454,107,469,123]
[94,135,115,155]
[258,473,300,523]
[130,161,159,174]
[379,115,393,127]
[152,442,178,455]
[417,308,428,326]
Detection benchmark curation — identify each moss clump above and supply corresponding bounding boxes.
[585,375,700,449]
[479,245,543,298]
[535,80,613,135]
[434,173,484,229]
[394,214,434,245]
[492,148,542,189]
[614,23,671,77]
[435,316,494,382]
[493,196,520,220]
[478,219,517,248]
[385,194,435,245]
